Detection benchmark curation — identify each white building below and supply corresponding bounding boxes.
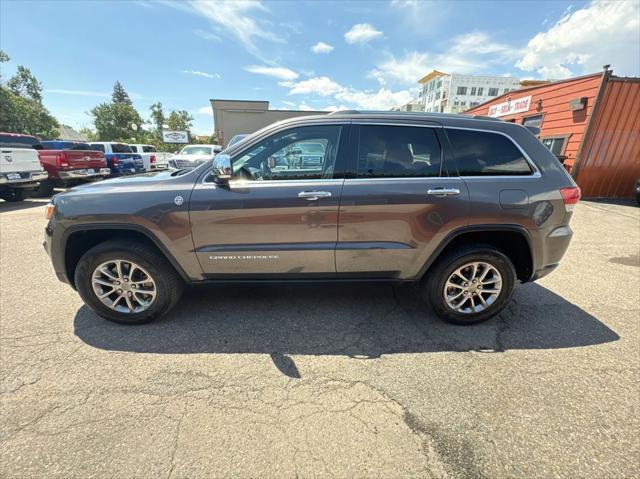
[414,70,522,113]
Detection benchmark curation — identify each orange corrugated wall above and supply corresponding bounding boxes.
[575,79,640,198]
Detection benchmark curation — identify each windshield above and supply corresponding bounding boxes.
[179,146,212,156]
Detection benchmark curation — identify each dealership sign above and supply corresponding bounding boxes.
[162,130,189,144]
[488,96,532,118]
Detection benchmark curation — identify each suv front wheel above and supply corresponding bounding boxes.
[75,240,183,324]
[425,246,517,325]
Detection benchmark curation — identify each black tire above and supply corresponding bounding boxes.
[32,179,54,198]
[74,240,184,324]
[423,245,517,325]
[0,188,26,202]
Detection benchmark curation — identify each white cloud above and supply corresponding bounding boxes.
[298,102,315,111]
[336,88,412,110]
[369,32,518,87]
[193,29,221,41]
[322,105,349,112]
[287,76,343,96]
[245,65,299,80]
[284,76,411,110]
[516,0,640,78]
[344,23,383,44]
[281,100,296,107]
[196,106,213,116]
[45,89,110,98]
[183,70,220,79]
[167,0,282,58]
[311,42,334,54]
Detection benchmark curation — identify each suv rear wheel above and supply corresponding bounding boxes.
[424,245,516,325]
[75,240,183,324]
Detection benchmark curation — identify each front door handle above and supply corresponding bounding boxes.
[427,188,461,197]
[298,190,332,201]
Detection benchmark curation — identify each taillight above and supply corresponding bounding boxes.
[55,152,69,168]
[150,154,157,163]
[112,156,119,166]
[560,187,581,212]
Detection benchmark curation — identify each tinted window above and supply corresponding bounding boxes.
[357,125,441,178]
[111,143,132,153]
[447,129,533,176]
[0,134,41,149]
[67,142,92,150]
[89,143,105,152]
[142,145,156,153]
[232,125,341,181]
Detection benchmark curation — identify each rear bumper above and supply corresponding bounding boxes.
[58,168,111,180]
[0,171,48,186]
[151,163,169,170]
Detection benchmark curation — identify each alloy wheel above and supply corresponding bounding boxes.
[443,261,503,314]
[91,260,157,314]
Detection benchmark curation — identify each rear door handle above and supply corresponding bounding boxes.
[427,188,461,197]
[298,190,332,201]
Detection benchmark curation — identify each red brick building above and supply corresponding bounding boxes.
[465,68,640,199]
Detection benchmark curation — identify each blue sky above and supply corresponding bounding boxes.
[1,0,638,135]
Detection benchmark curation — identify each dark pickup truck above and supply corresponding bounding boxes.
[44,111,580,326]
[36,140,111,196]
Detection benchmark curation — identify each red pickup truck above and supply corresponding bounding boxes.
[36,140,111,196]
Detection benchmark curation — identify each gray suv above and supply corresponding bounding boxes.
[44,112,580,325]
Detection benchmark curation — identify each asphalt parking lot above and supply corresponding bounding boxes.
[0,196,638,478]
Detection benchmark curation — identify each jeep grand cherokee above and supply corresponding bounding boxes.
[44,111,580,325]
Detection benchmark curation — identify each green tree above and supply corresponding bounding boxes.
[78,127,97,141]
[166,110,193,131]
[6,65,43,103]
[111,80,132,105]
[0,51,59,138]
[149,102,165,135]
[91,102,143,141]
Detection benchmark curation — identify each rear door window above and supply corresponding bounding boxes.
[446,128,533,176]
[357,125,442,178]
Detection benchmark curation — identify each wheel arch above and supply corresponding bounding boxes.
[62,224,190,288]
[417,225,535,282]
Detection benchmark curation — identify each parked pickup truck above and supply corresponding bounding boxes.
[35,140,111,196]
[0,132,48,202]
[129,144,170,171]
[88,142,145,176]
[168,144,221,169]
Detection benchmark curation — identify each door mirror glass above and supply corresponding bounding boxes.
[211,154,232,182]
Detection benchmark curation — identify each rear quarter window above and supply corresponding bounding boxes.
[446,128,533,176]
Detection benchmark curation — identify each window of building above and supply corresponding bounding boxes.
[456,86,468,95]
[477,87,484,96]
[522,115,543,129]
[231,125,341,181]
[446,128,533,176]
[503,88,511,94]
[488,88,499,96]
[470,87,477,95]
[470,101,480,107]
[542,136,569,157]
[357,125,442,178]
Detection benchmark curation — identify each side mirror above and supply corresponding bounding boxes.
[211,153,232,183]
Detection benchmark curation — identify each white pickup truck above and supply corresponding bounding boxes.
[0,132,48,202]
[129,144,171,171]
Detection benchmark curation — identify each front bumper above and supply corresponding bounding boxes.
[0,170,48,185]
[58,168,111,180]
